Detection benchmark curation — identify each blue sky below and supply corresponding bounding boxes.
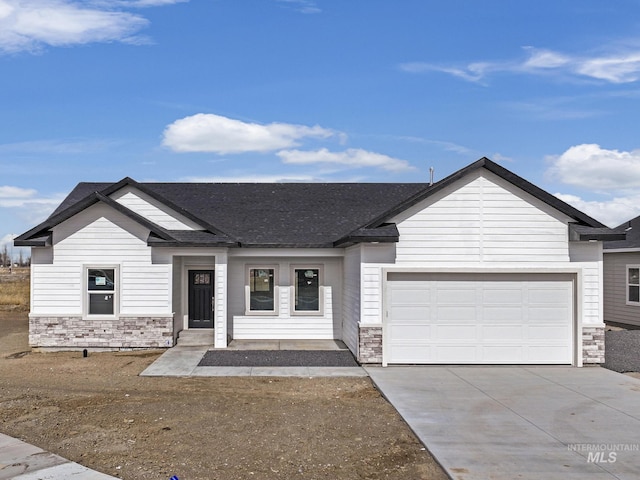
[2,0,640,256]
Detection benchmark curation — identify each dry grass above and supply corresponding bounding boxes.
[0,268,30,310]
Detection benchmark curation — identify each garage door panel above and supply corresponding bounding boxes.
[527,346,571,363]
[391,305,431,322]
[481,346,524,363]
[435,345,479,362]
[391,287,431,304]
[436,325,478,340]
[481,325,523,341]
[528,306,570,322]
[528,325,570,340]
[386,274,574,364]
[482,287,523,304]
[436,306,477,321]
[482,306,524,322]
[436,287,477,304]
[390,324,431,340]
[389,344,433,363]
[528,287,570,304]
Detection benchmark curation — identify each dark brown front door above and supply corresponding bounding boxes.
[188,270,214,329]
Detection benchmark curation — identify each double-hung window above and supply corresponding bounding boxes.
[628,266,640,305]
[292,266,323,314]
[87,267,117,316]
[246,266,277,314]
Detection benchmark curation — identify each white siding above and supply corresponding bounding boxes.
[31,203,172,316]
[234,286,334,339]
[110,186,200,230]
[342,245,361,353]
[361,264,383,325]
[570,242,603,326]
[31,264,82,314]
[227,254,342,340]
[392,172,572,264]
[53,204,152,265]
[120,264,171,314]
[214,255,228,348]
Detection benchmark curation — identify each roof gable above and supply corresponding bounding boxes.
[360,157,608,229]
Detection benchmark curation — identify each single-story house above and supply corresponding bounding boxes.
[15,157,624,365]
[603,215,640,328]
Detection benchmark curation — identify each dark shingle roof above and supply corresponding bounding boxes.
[604,215,640,250]
[51,182,428,247]
[16,157,623,248]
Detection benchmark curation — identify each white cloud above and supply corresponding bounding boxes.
[0,0,184,53]
[0,186,36,199]
[554,192,640,228]
[162,113,337,154]
[276,0,321,14]
[400,45,640,84]
[0,185,64,225]
[277,148,415,172]
[545,144,640,227]
[576,53,640,83]
[546,144,640,190]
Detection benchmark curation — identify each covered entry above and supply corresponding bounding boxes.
[385,272,575,365]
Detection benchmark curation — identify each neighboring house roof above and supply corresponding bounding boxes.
[15,157,624,248]
[604,215,640,250]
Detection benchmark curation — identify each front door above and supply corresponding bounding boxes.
[188,270,214,329]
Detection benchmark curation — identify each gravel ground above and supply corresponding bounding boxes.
[604,329,640,373]
[199,350,359,367]
[0,311,448,480]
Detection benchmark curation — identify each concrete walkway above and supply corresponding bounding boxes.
[0,433,117,479]
[366,366,640,480]
[140,346,368,377]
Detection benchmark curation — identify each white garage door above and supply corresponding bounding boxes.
[386,273,574,364]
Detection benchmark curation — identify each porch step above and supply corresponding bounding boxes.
[177,329,214,346]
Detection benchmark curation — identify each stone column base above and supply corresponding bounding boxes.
[358,325,382,364]
[582,326,605,364]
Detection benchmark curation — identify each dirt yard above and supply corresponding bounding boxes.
[0,307,447,480]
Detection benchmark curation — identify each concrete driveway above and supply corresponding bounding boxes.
[366,366,640,480]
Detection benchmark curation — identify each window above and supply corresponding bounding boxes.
[87,267,116,316]
[246,267,277,313]
[293,266,322,314]
[628,266,640,305]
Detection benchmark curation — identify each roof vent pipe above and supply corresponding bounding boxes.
[429,167,434,186]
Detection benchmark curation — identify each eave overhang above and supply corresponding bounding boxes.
[569,224,627,242]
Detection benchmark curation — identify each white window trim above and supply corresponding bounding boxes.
[245,265,279,315]
[290,265,324,316]
[627,265,640,306]
[83,264,119,319]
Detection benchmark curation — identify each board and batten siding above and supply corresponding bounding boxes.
[391,171,572,264]
[604,252,640,327]
[31,203,172,316]
[110,186,201,231]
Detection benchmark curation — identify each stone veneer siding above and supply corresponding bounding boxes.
[29,316,174,349]
[358,325,382,364]
[582,325,605,364]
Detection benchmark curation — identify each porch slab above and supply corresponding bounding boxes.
[140,344,366,377]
